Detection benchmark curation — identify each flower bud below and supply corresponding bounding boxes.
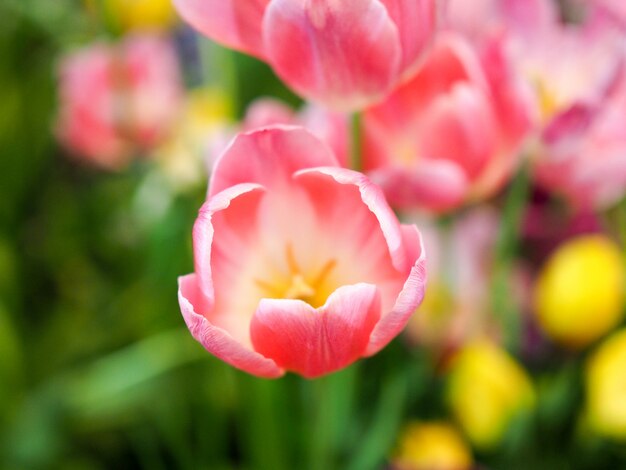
[533,235,625,348]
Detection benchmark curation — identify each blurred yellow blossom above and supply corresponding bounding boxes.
[153,87,233,191]
[446,340,535,449]
[104,0,178,32]
[585,329,626,440]
[534,235,625,349]
[392,421,473,470]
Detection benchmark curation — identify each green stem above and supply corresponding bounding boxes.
[238,376,290,470]
[346,366,410,470]
[308,364,359,470]
[350,113,363,172]
[492,162,532,352]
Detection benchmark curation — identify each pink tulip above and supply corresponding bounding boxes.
[445,0,626,209]
[56,35,182,169]
[173,0,437,111]
[242,98,349,167]
[514,16,626,208]
[534,79,626,209]
[178,126,426,378]
[405,209,503,351]
[444,0,556,43]
[362,33,533,212]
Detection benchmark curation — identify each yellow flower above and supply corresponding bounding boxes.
[153,88,233,191]
[534,235,625,349]
[586,328,626,440]
[393,421,473,470]
[446,340,535,449]
[104,0,178,32]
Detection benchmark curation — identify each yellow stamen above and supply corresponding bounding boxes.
[254,243,338,307]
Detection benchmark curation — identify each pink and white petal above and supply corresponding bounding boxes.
[479,36,536,144]
[369,161,469,212]
[366,224,427,356]
[173,0,269,58]
[299,105,350,168]
[209,126,339,197]
[500,0,558,36]
[418,84,498,180]
[568,147,626,209]
[243,98,296,130]
[263,0,402,111]
[193,183,265,304]
[378,0,437,76]
[178,274,284,378]
[363,34,488,135]
[294,167,408,273]
[250,283,381,378]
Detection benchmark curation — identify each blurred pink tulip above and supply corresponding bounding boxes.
[518,17,626,208]
[56,35,182,169]
[178,126,426,378]
[173,0,437,111]
[242,98,349,167]
[534,79,626,209]
[444,0,557,42]
[445,0,626,209]
[405,209,504,352]
[362,33,533,212]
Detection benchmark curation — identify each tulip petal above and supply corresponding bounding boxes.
[369,162,469,212]
[209,126,338,197]
[250,283,381,378]
[418,83,497,180]
[366,224,427,355]
[193,183,266,304]
[263,0,402,110]
[378,0,437,76]
[294,167,408,273]
[173,0,269,58]
[178,274,284,378]
[242,98,296,130]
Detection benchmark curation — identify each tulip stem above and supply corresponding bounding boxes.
[308,364,359,470]
[350,112,363,172]
[492,161,531,352]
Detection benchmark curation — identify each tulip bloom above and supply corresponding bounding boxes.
[534,77,626,209]
[513,16,626,208]
[533,235,625,349]
[446,340,535,449]
[103,0,178,32]
[242,97,349,167]
[173,0,437,111]
[444,0,556,43]
[392,422,473,470]
[56,35,182,169]
[362,33,533,212]
[178,127,426,378]
[586,329,626,440]
[446,0,626,209]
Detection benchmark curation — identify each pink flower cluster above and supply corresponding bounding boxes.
[54,0,626,377]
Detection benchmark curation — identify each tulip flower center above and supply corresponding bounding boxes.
[255,244,337,308]
[534,79,559,122]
